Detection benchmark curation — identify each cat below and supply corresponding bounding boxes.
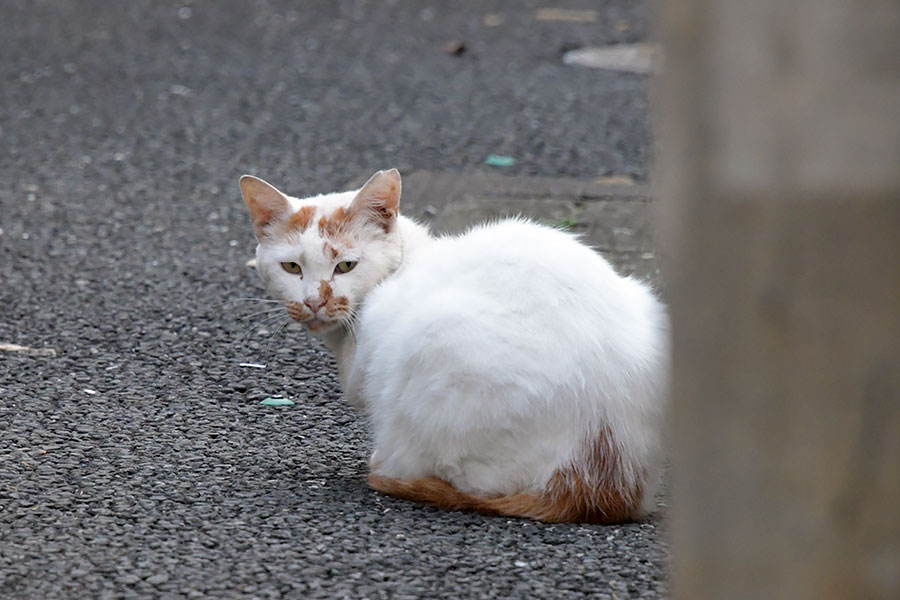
[239,169,669,523]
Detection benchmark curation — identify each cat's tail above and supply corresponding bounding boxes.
[367,473,642,523]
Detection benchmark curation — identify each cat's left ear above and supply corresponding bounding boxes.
[349,169,401,232]
[240,175,290,239]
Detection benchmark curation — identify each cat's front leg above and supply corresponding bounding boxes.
[368,449,380,471]
[338,354,367,412]
[334,337,368,412]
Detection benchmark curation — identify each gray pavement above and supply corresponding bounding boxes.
[1,1,667,598]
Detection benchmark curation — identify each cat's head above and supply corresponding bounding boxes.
[239,169,403,336]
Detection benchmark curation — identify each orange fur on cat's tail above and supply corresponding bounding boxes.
[367,472,642,524]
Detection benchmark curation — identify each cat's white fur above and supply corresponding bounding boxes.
[240,170,668,521]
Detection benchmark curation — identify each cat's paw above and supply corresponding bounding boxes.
[368,450,381,471]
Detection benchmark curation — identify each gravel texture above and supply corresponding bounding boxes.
[0,0,667,597]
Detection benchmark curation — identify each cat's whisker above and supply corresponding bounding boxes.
[237,315,280,343]
[262,315,292,356]
[342,307,362,339]
[230,297,283,303]
[236,306,288,321]
[233,310,290,345]
[215,297,284,309]
[258,312,291,330]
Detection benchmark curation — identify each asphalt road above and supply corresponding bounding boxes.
[1,1,666,598]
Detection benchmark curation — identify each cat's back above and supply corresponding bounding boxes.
[360,218,664,372]
[385,217,655,318]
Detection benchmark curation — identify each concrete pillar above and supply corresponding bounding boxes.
[656,1,900,598]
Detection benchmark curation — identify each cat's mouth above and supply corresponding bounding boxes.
[284,302,340,333]
[305,318,334,332]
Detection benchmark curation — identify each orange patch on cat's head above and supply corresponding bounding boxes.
[325,296,350,318]
[318,207,353,238]
[315,280,349,319]
[323,241,339,260]
[285,301,312,322]
[286,205,316,232]
[318,280,333,303]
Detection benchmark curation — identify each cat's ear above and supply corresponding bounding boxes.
[349,169,401,232]
[240,175,290,239]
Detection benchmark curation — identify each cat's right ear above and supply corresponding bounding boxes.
[349,169,401,232]
[240,175,290,239]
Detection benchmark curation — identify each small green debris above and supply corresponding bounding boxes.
[484,154,516,167]
[552,215,581,229]
[260,396,294,406]
[546,205,585,230]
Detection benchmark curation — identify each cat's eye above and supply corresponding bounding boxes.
[281,262,302,275]
[335,261,357,274]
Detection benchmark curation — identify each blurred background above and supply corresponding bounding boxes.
[2,0,652,195]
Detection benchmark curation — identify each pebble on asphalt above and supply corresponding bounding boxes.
[0,342,57,357]
[562,43,661,75]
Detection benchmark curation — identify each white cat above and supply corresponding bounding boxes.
[240,169,669,522]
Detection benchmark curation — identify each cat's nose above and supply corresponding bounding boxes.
[304,297,324,314]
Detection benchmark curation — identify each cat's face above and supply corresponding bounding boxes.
[240,170,403,336]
